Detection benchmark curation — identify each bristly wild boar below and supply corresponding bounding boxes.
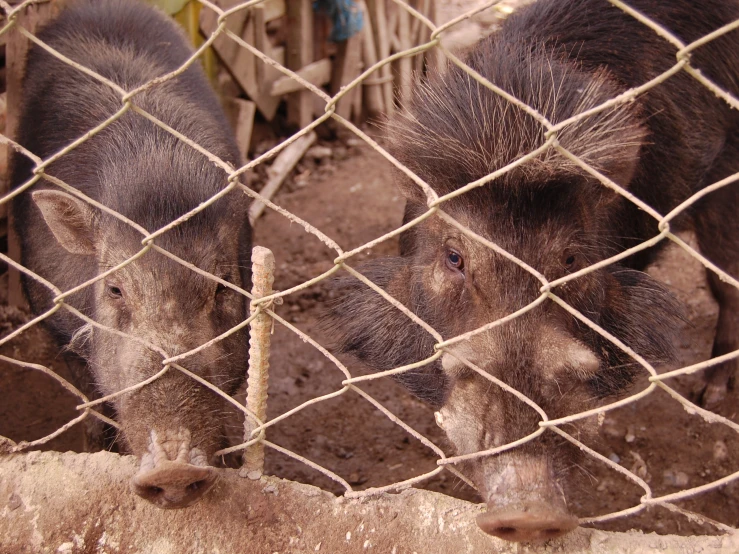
[11,0,251,508]
[326,0,739,542]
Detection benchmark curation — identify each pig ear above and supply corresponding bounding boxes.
[602,140,642,189]
[589,268,684,397]
[394,174,431,205]
[32,190,97,255]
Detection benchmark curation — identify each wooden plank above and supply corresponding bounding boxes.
[248,131,317,224]
[312,10,331,62]
[253,4,267,87]
[223,98,256,162]
[263,0,286,22]
[252,4,284,108]
[201,2,280,120]
[285,0,314,129]
[200,1,256,100]
[270,58,331,96]
[271,45,285,66]
[199,1,250,76]
[252,5,282,119]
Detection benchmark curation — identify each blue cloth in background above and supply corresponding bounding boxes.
[313,0,364,42]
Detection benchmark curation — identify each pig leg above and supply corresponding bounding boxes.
[693,137,739,411]
[697,270,738,412]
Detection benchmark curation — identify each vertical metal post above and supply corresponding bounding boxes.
[242,246,275,479]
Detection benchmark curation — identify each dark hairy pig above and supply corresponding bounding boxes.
[11,0,251,508]
[326,0,739,542]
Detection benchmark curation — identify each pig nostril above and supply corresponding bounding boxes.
[477,508,578,542]
[132,462,217,509]
[187,480,207,493]
[544,528,563,538]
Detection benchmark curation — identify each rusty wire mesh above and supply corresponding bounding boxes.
[0,0,738,535]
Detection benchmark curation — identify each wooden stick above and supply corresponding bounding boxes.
[397,3,413,106]
[351,44,364,122]
[427,0,443,74]
[248,131,317,224]
[367,0,394,115]
[286,0,314,129]
[331,34,363,121]
[413,0,431,75]
[410,0,423,44]
[270,58,331,96]
[357,0,385,116]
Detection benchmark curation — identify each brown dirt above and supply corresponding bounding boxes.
[1,141,737,540]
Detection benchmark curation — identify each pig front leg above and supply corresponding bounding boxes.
[693,141,739,413]
[699,270,738,412]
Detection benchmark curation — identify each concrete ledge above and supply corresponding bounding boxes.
[0,451,736,553]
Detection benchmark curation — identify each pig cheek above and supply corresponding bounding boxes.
[438,396,498,481]
[442,425,492,491]
[439,416,486,487]
[439,407,482,454]
[96,339,149,402]
[427,261,463,299]
[205,297,248,391]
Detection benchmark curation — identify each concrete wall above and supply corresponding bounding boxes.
[0,451,736,553]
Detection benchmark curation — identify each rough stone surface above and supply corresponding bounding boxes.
[0,452,736,553]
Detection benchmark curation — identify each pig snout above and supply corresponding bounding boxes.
[131,428,218,509]
[475,457,578,542]
[477,502,578,542]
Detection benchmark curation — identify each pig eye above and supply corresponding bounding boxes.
[562,251,577,271]
[446,249,464,272]
[106,284,123,300]
[215,277,232,296]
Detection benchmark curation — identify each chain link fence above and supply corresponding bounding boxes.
[0,0,738,540]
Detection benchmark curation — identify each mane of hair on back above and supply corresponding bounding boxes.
[386,40,647,198]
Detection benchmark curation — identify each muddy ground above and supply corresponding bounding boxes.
[1,136,738,540]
